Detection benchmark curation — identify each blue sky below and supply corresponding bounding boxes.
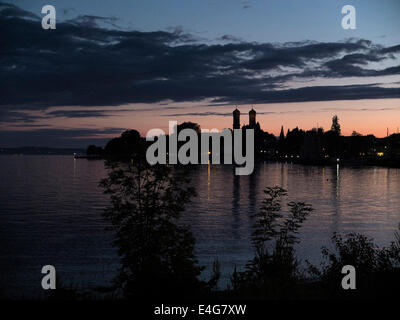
[12,0,400,45]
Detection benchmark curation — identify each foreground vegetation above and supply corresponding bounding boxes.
[224,187,399,299]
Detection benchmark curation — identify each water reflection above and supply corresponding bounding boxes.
[207,161,211,200]
[232,167,240,240]
[0,156,399,296]
[248,163,259,217]
[189,161,399,283]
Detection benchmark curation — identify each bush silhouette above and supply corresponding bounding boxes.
[230,186,313,298]
[307,226,400,298]
[100,160,204,298]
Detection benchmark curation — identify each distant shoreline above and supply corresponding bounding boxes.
[2,151,399,170]
[0,147,85,155]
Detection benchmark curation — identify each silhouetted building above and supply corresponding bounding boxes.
[233,108,240,129]
[249,108,256,128]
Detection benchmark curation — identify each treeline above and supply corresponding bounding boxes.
[86,129,145,159]
[252,115,400,165]
[87,116,400,166]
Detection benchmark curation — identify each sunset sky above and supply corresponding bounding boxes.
[1,0,399,147]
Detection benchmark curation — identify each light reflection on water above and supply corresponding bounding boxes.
[187,162,400,285]
[0,155,399,297]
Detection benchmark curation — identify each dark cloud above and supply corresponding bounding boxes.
[0,2,399,112]
[211,84,400,104]
[163,111,232,117]
[0,109,47,123]
[382,44,400,54]
[163,106,398,118]
[9,123,50,128]
[0,2,39,20]
[44,105,186,118]
[65,14,119,29]
[218,34,243,43]
[163,110,299,117]
[46,110,112,118]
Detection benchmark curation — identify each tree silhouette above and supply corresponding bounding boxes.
[86,144,103,156]
[177,122,201,134]
[331,115,341,135]
[100,161,204,298]
[279,126,285,141]
[104,129,146,159]
[230,186,313,297]
[351,131,362,137]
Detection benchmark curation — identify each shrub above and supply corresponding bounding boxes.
[100,160,204,298]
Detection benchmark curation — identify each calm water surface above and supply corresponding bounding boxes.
[0,155,399,298]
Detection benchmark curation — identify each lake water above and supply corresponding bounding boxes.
[0,155,399,298]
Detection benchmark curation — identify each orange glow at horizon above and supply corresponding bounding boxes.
[7,98,400,140]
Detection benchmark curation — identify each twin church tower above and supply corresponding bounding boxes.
[233,107,256,129]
